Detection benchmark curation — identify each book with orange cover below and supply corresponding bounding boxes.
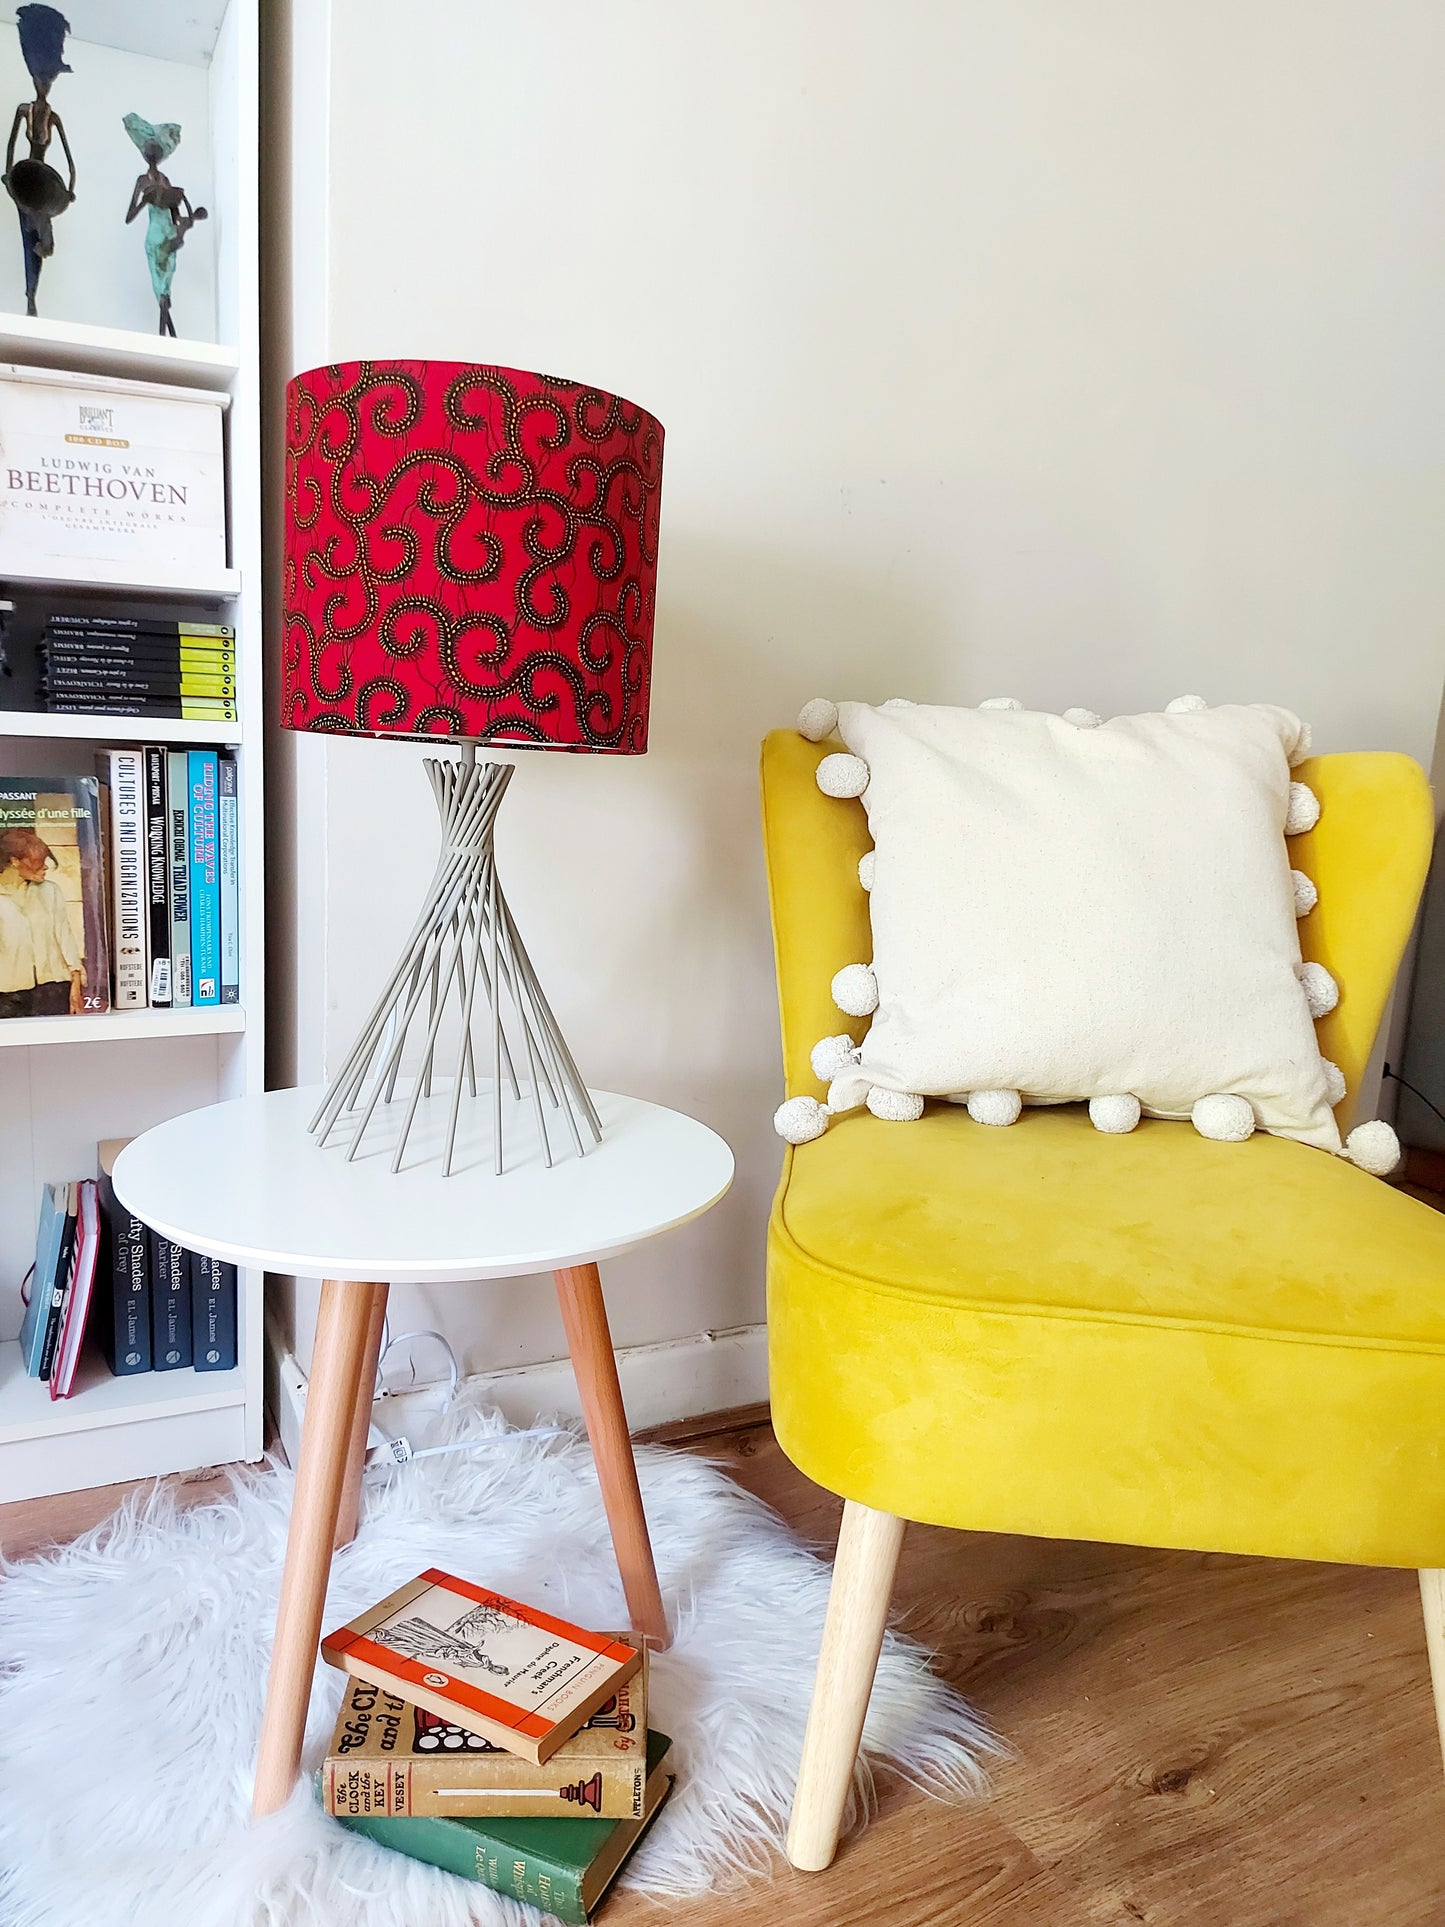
[320,1572,642,1766]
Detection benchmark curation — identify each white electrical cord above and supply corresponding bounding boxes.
[362,1321,566,1468]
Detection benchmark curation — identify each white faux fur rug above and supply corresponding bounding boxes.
[0,1395,998,1927]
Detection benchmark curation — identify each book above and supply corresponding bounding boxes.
[0,775,110,1018]
[43,665,239,698]
[321,1648,649,1819]
[329,1730,674,1925]
[190,1251,236,1371]
[218,752,240,1004]
[166,750,192,1006]
[36,1182,78,1380]
[321,1573,643,1766]
[48,695,239,722]
[47,614,234,639]
[142,748,170,1006]
[18,1181,67,1375]
[187,750,219,1006]
[150,1231,192,1370]
[96,1138,149,1376]
[49,1178,101,1399]
[95,749,147,1009]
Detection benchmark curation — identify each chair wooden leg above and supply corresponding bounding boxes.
[333,1281,389,1550]
[553,1263,669,1651]
[1419,1569,1445,1773]
[786,1500,907,1872]
[252,1278,374,1818]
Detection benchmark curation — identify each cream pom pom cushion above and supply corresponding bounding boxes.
[826,699,1342,1151]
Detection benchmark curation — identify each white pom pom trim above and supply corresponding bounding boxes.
[1192,1094,1256,1142]
[810,1033,860,1083]
[1288,721,1314,768]
[966,1089,1022,1127]
[857,849,876,892]
[1342,1119,1401,1177]
[1089,1093,1141,1134]
[866,1087,925,1122]
[831,963,879,1017]
[1166,694,1208,714]
[1285,781,1321,835]
[1062,707,1103,729]
[1321,1058,1346,1107]
[1298,960,1339,1019]
[774,1095,830,1145]
[880,697,916,709]
[978,697,1023,712]
[797,697,839,742]
[1291,869,1318,918]
[816,752,870,799]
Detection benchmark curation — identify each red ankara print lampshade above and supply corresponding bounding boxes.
[281,360,664,750]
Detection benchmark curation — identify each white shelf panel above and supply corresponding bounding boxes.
[0,1006,245,1049]
[0,558,241,600]
[0,1338,245,1446]
[0,312,239,393]
[0,711,243,746]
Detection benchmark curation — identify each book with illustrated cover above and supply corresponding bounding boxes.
[328,1729,674,1925]
[322,1646,649,1819]
[187,749,219,1005]
[95,749,147,1008]
[97,1138,149,1376]
[321,1573,643,1766]
[166,750,191,1006]
[0,776,109,1019]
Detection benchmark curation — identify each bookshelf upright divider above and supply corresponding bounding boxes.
[0,0,264,1504]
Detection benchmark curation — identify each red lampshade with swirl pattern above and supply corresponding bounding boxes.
[281,359,664,750]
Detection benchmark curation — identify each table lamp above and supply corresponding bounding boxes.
[281,359,664,1175]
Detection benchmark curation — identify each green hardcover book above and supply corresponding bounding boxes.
[329,1730,673,1924]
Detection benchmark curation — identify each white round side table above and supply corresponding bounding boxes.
[113,1084,734,1818]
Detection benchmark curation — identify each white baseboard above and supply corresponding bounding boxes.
[265,1317,769,1470]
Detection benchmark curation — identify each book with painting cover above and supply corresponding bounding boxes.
[328,1729,674,1925]
[320,1573,643,1766]
[0,775,109,1019]
[322,1644,649,1819]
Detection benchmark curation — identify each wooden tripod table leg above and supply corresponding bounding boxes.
[334,1281,389,1551]
[252,1278,373,1818]
[554,1263,669,1650]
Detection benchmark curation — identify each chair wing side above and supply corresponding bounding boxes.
[1293,752,1433,1127]
[761,729,873,1098]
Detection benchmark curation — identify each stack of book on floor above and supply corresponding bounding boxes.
[320,1570,673,1923]
[17,1139,237,1393]
[38,614,237,725]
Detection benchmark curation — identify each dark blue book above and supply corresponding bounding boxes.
[149,1231,192,1370]
[190,1251,236,1372]
[187,749,219,1006]
[97,1141,150,1376]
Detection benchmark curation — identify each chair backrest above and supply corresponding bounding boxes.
[760,728,1434,1130]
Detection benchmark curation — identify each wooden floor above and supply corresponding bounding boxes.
[4,1412,1443,1925]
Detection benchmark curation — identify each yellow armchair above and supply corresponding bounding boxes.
[760,725,1443,1871]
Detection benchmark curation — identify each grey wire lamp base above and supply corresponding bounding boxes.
[309,747,602,1176]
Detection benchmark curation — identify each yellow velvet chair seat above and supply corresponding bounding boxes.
[761,726,1442,1574]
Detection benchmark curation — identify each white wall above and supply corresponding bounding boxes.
[269,0,1445,1389]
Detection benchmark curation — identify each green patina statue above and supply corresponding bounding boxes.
[123,113,207,338]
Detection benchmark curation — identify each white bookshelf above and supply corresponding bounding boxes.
[0,0,263,1505]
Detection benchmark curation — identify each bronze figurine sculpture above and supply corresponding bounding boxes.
[4,5,75,318]
[123,114,207,338]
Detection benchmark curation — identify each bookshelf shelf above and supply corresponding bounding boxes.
[0,560,242,601]
[0,712,243,746]
[0,1340,246,1446]
[0,314,240,394]
[0,1007,245,1049]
